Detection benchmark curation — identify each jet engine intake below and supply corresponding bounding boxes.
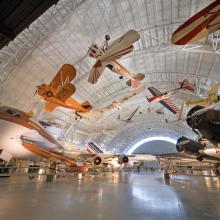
[118,156,129,164]
[94,156,102,165]
[176,136,205,155]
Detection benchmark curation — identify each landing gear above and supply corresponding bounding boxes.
[119,76,123,79]
[105,34,110,41]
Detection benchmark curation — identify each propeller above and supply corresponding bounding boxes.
[33,85,41,97]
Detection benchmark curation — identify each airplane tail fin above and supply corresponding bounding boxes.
[81,101,93,111]
[87,142,104,154]
[146,96,150,102]
[126,73,145,89]
[179,79,195,92]
[44,102,58,112]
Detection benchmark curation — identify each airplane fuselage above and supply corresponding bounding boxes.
[148,91,176,103]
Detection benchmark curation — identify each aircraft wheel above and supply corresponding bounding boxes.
[119,76,123,79]
[46,91,53,97]
[105,34,110,41]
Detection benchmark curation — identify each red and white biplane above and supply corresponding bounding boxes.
[88,30,145,88]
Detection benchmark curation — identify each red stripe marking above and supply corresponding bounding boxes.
[173,0,220,34]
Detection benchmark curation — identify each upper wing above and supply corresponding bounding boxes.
[208,83,220,96]
[108,30,140,51]
[148,87,162,96]
[159,99,180,114]
[50,64,77,101]
[88,61,106,84]
[99,30,140,62]
[50,64,76,90]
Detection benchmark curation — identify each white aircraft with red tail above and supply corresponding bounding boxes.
[147,79,195,114]
[88,30,145,88]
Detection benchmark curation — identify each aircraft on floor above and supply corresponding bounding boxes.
[0,106,88,173]
[88,30,145,88]
[172,0,220,45]
[185,83,220,106]
[156,136,220,165]
[160,104,220,167]
[76,86,146,120]
[147,79,194,114]
[35,64,93,113]
[118,106,140,125]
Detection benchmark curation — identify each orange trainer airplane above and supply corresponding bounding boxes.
[172,0,220,45]
[35,64,92,112]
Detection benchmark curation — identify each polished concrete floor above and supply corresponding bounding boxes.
[0,172,220,220]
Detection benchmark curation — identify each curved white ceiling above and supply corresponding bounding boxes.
[0,0,219,152]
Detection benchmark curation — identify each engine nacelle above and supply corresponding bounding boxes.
[94,156,102,165]
[176,136,205,155]
[186,105,205,129]
[118,156,129,164]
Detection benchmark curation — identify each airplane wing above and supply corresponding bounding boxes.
[50,64,76,90]
[208,83,220,96]
[88,61,106,84]
[148,87,162,96]
[127,154,157,162]
[171,0,220,45]
[99,30,140,62]
[21,138,76,167]
[159,99,180,115]
[128,106,140,121]
[50,64,77,101]
[185,98,210,106]
[148,87,179,114]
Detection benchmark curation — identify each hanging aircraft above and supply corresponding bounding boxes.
[146,79,195,114]
[186,105,220,145]
[172,0,220,45]
[185,83,220,106]
[147,79,194,103]
[118,106,140,125]
[76,86,146,120]
[35,64,93,112]
[0,106,88,173]
[88,30,145,88]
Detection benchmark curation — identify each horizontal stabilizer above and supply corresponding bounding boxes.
[126,73,145,88]
[81,101,93,111]
[179,79,194,92]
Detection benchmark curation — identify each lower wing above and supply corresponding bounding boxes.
[88,61,106,84]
